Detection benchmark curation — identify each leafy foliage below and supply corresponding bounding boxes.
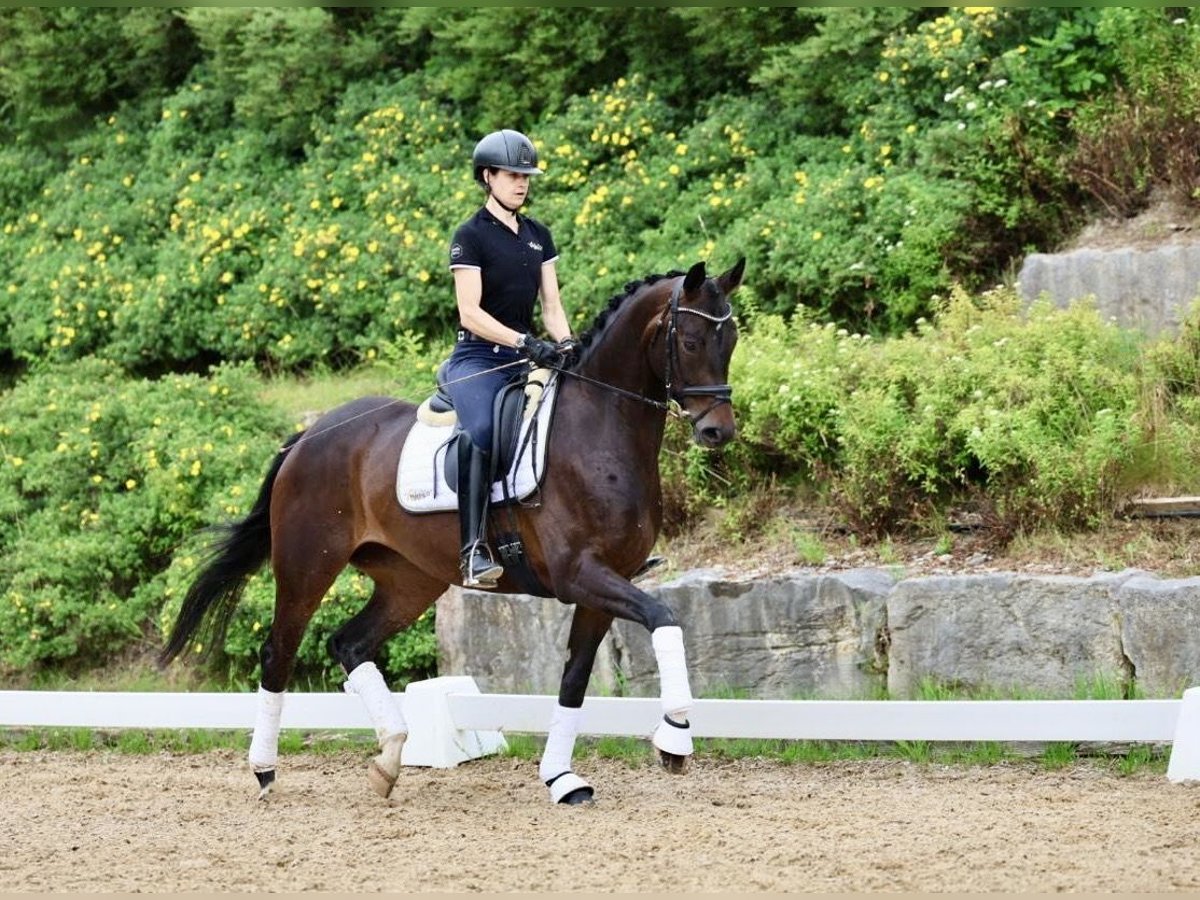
[729,289,1148,538]
[3,8,1200,683]
[0,360,284,673]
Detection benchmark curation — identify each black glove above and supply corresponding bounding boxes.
[555,337,581,365]
[516,334,562,367]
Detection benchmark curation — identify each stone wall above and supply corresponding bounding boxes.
[1017,243,1200,335]
[436,568,1200,700]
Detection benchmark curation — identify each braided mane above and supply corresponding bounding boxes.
[568,270,682,371]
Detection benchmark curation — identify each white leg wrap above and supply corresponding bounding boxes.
[344,661,407,743]
[652,715,694,757]
[539,704,583,784]
[247,686,285,773]
[546,771,593,804]
[651,626,693,721]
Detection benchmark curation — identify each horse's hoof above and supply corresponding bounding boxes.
[559,786,595,806]
[546,771,593,805]
[658,750,690,775]
[367,758,399,798]
[254,768,276,801]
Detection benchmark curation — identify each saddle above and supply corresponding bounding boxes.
[420,361,551,491]
[399,363,556,514]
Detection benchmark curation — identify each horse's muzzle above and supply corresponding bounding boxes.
[691,410,736,448]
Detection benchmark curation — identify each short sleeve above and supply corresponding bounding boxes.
[449,223,482,270]
[533,220,558,265]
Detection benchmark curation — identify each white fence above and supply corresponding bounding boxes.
[3,677,1198,782]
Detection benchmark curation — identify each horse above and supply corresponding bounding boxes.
[159,256,745,805]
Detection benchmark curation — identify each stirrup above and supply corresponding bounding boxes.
[461,544,503,589]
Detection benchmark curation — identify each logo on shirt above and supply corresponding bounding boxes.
[450,243,464,261]
[527,240,542,251]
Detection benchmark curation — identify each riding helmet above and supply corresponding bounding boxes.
[472,129,543,186]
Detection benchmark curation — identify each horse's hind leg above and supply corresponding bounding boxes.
[249,542,346,799]
[540,606,612,805]
[329,554,448,799]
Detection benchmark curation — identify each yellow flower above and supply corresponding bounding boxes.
[125,479,137,490]
[812,231,824,241]
[878,71,890,83]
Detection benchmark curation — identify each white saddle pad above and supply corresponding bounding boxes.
[396,374,558,513]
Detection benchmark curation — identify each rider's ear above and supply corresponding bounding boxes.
[717,257,746,294]
[683,261,707,293]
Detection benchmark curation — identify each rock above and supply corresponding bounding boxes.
[1116,574,1200,697]
[1017,243,1200,335]
[435,567,1200,701]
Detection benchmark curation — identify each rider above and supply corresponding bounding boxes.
[444,128,574,589]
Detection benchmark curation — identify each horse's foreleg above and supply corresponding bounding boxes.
[649,625,694,771]
[559,560,695,775]
[541,606,611,805]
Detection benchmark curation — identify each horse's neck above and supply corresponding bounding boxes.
[566,304,668,453]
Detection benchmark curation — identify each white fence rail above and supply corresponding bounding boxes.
[3,678,1198,782]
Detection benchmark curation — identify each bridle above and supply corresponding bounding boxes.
[552,276,734,424]
[659,279,735,425]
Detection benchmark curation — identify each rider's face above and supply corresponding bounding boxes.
[486,169,530,209]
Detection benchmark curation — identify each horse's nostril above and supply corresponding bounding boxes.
[699,425,727,447]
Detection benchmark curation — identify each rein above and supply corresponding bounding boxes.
[278,359,529,451]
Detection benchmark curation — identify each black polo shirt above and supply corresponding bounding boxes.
[448,207,558,334]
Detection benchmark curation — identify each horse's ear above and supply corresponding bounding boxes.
[717,256,746,295]
[683,260,707,293]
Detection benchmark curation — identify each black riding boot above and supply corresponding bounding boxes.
[457,438,504,589]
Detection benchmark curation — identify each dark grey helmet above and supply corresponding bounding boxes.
[472,129,543,186]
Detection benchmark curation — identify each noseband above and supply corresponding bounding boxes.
[662,281,734,425]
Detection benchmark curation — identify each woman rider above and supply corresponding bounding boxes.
[444,129,574,589]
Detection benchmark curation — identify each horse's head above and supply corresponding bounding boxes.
[657,257,744,448]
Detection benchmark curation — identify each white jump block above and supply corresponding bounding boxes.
[400,676,508,768]
[1167,686,1200,783]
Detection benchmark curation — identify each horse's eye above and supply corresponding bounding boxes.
[682,339,699,353]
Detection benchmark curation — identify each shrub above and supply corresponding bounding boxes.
[0,359,285,673]
[732,287,1147,539]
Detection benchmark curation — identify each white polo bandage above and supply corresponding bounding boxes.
[344,661,408,742]
[247,685,285,773]
[539,703,583,783]
[651,626,693,721]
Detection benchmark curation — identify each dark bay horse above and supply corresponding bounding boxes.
[160,257,744,804]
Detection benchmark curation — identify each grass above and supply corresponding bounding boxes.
[0,725,1171,778]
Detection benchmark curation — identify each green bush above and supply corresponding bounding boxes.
[0,359,285,673]
[732,287,1147,538]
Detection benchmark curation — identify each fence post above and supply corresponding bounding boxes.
[1167,686,1200,783]
[399,676,508,768]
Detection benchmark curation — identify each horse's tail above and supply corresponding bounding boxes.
[158,431,304,667]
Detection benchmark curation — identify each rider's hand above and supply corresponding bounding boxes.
[555,337,581,365]
[516,333,562,368]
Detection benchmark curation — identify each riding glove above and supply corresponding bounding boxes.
[516,334,562,367]
[556,337,582,366]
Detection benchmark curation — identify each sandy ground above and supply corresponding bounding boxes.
[1,748,1199,893]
